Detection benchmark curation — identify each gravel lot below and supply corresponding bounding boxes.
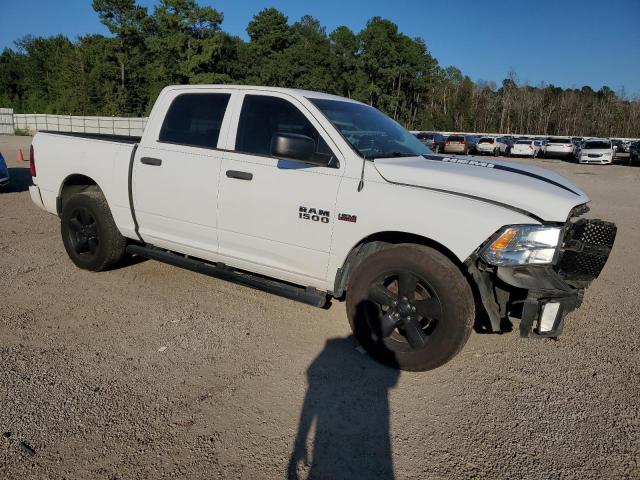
[1,135,638,479]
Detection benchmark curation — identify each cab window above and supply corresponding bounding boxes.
[159,93,231,148]
[235,95,331,157]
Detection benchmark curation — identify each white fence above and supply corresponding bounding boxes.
[0,108,14,135]
[13,113,148,137]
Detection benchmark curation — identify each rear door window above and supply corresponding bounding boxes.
[159,93,231,148]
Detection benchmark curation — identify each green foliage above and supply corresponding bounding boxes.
[0,1,638,137]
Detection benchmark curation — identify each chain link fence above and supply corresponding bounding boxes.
[0,108,14,134]
[0,109,148,137]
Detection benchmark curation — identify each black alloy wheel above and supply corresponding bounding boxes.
[67,206,100,259]
[60,191,126,271]
[346,244,474,371]
[367,271,442,351]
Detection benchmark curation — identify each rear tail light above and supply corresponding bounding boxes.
[460,139,465,144]
[445,140,449,145]
[29,144,36,177]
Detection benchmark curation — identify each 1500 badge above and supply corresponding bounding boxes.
[299,206,330,223]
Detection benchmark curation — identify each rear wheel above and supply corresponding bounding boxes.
[346,244,474,371]
[61,191,126,271]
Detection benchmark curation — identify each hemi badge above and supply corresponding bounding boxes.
[338,213,357,223]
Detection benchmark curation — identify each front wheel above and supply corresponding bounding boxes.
[61,190,126,271]
[346,244,474,371]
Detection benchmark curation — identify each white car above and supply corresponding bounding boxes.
[476,137,508,156]
[577,138,614,165]
[544,137,575,159]
[28,85,616,371]
[511,139,541,158]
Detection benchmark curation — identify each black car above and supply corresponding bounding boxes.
[629,141,639,165]
[415,132,446,153]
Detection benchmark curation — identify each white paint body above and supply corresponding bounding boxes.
[475,137,508,155]
[545,139,575,158]
[29,85,590,293]
[511,140,540,158]
[577,139,614,165]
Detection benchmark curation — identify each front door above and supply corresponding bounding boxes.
[218,93,344,285]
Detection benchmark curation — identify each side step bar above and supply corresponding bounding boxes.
[126,244,328,308]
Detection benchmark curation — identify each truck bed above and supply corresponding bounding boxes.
[40,130,141,144]
[31,130,139,239]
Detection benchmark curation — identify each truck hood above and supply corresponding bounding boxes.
[373,154,589,222]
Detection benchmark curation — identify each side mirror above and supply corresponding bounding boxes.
[270,133,330,166]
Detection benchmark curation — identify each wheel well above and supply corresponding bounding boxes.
[58,174,101,215]
[333,231,473,299]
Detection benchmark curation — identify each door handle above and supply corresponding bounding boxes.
[226,170,253,181]
[140,157,162,166]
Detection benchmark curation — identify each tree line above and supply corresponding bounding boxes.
[0,0,638,138]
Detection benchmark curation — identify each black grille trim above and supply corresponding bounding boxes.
[556,219,616,287]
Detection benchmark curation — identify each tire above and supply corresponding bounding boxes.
[493,148,499,157]
[60,190,126,271]
[346,244,474,371]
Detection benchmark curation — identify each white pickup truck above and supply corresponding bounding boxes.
[29,85,616,371]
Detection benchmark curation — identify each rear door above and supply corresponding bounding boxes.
[132,88,234,259]
[217,92,344,286]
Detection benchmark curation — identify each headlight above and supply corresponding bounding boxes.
[480,225,562,266]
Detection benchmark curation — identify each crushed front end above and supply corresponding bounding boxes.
[466,206,617,338]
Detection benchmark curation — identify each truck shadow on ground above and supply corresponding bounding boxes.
[3,167,32,193]
[288,336,399,480]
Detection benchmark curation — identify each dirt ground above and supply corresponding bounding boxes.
[1,135,638,479]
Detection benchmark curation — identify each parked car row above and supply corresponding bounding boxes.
[413,131,639,166]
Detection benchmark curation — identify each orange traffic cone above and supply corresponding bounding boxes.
[17,149,25,162]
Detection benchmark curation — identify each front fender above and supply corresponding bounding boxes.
[326,175,538,290]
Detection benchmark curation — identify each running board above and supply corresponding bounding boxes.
[126,244,328,308]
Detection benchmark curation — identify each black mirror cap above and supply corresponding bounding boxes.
[270,133,329,166]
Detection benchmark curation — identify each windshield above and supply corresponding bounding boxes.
[548,138,571,144]
[516,140,532,145]
[479,137,494,144]
[584,141,611,149]
[308,98,429,158]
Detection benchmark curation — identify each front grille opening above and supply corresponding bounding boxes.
[556,219,617,287]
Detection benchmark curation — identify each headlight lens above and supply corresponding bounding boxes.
[480,225,562,266]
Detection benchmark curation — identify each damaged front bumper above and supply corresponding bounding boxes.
[468,216,617,338]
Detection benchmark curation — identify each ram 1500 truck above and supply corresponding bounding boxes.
[28,85,616,371]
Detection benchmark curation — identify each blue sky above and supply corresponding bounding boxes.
[1,0,639,96]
